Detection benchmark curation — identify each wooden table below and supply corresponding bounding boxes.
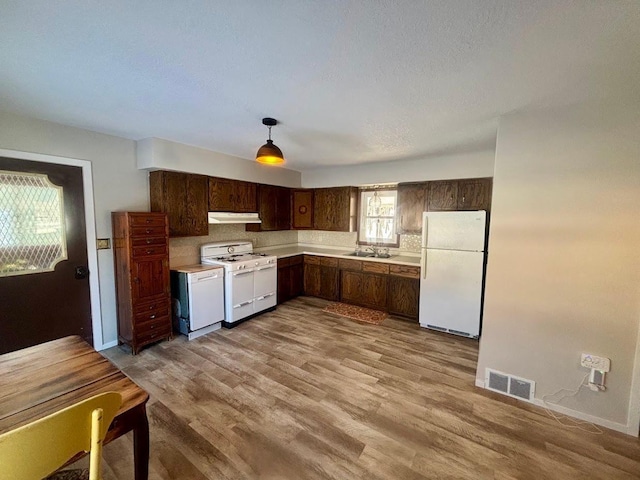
[0,336,150,479]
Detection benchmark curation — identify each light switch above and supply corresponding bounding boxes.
[97,238,111,250]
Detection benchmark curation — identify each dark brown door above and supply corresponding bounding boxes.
[0,157,92,354]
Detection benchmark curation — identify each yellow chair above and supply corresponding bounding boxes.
[0,392,122,480]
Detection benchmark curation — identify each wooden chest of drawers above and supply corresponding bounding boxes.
[112,212,172,354]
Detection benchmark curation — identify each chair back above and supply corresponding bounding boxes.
[0,391,122,480]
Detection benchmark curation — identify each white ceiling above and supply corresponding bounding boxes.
[1,1,638,172]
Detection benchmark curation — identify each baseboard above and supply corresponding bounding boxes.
[531,398,630,435]
[97,340,118,351]
[475,379,632,435]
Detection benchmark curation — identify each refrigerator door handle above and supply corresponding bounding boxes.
[421,214,428,248]
[422,250,427,279]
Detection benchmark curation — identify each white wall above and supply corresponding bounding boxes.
[477,103,640,433]
[301,149,495,187]
[0,111,148,347]
[137,137,302,188]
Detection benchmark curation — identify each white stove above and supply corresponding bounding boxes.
[201,241,277,327]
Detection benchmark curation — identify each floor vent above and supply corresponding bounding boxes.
[485,369,535,402]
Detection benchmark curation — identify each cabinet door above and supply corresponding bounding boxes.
[428,181,458,211]
[131,257,169,303]
[396,182,428,234]
[292,190,314,229]
[256,185,278,230]
[340,270,363,304]
[275,186,292,230]
[208,177,236,211]
[387,276,419,319]
[457,178,492,211]
[186,174,209,236]
[303,263,321,297]
[236,181,257,212]
[150,171,208,237]
[289,262,304,298]
[314,187,355,232]
[362,273,388,309]
[277,264,291,304]
[320,266,339,301]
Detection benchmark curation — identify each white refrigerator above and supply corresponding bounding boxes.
[419,210,487,339]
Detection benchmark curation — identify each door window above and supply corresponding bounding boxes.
[0,171,67,277]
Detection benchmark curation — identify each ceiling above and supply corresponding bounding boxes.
[1,1,638,172]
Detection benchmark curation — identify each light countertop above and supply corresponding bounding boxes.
[256,244,421,267]
[170,264,224,274]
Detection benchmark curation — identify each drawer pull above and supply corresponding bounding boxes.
[149,305,155,310]
[145,229,151,234]
[149,314,156,319]
[146,249,154,254]
[146,218,152,223]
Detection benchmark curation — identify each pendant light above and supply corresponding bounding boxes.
[256,117,285,165]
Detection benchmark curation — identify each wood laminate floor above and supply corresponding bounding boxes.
[98,297,640,479]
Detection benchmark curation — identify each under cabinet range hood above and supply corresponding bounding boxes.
[208,212,262,224]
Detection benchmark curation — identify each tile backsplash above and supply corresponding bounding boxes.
[169,224,298,267]
[169,226,421,267]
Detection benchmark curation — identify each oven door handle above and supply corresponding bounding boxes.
[255,265,276,271]
[234,300,254,308]
[232,270,254,277]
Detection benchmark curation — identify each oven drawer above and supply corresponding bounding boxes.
[255,292,276,312]
[231,299,254,322]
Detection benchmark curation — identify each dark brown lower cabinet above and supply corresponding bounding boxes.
[302,255,420,320]
[303,255,338,301]
[277,255,304,304]
[340,270,388,310]
[387,275,420,318]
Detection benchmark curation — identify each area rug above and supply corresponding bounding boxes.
[323,302,387,325]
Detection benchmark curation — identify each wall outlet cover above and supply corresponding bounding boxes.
[581,353,611,372]
[97,238,111,250]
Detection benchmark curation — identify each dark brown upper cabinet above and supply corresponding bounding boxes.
[291,189,314,229]
[396,182,428,234]
[457,178,492,211]
[427,180,458,211]
[313,187,357,232]
[246,184,291,232]
[208,177,257,212]
[149,171,209,237]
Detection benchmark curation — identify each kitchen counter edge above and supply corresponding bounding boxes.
[256,245,421,267]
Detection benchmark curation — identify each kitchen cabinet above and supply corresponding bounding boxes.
[313,187,357,232]
[387,265,420,319]
[427,177,493,212]
[303,255,339,301]
[427,180,458,211]
[208,177,257,213]
[247,184,291,232]
[457,178,492,211]
[292,189,314,229]
[396,182,428,234]
[339,259,388,310]
[277,255,303,304]
[112,212,172,354]
[304,255,420,320]
[149,171,209,237]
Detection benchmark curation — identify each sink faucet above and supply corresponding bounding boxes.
[366,245,379,256]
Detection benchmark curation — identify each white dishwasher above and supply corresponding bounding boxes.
[170,264,225,340]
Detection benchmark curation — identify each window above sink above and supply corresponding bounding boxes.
[357,187,399,247]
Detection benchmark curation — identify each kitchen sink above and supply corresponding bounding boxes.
[344,251,394,259]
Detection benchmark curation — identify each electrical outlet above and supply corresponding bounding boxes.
[581,353,611,372]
